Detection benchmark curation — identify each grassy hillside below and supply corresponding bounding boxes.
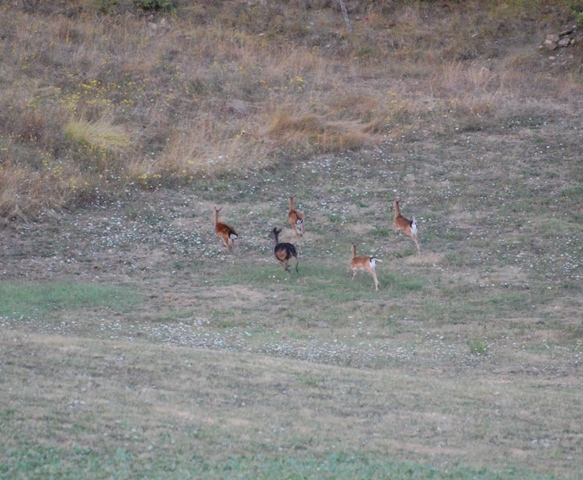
[1,0,582,217]
[1,1,583,479]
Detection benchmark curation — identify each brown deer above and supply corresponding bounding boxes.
[288,196,305,237]
[269,227,299,274]
[393,198,420,253]
[214,207,238,252]
[349,244,381,291]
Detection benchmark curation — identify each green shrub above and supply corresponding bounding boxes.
[133,0,175,12]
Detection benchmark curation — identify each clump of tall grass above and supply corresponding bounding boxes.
[63,117,131,153]
[467,337,488,356]
[265,108,376,155]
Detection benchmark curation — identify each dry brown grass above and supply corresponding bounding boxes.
[1,0,581,217]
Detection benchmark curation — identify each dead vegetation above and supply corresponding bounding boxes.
[1,0,582,217]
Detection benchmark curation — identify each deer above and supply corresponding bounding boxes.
[393,198,421,254]
[288,196,305,237]
[349,244,381,291]
[269,227,299,274]
[214,207,238,252]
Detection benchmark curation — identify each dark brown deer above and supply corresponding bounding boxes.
[269,227,299,274]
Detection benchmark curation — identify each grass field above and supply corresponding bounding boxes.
[1,1,583,479]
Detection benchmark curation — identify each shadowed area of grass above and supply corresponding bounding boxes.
[0,446,567,480]
[0,281,140,318]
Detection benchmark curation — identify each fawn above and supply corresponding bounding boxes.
[349,244,381,291]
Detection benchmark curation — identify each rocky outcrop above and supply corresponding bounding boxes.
[544,28,578,50]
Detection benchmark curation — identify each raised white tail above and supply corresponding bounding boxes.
[393,199,420,254]
[288,196,305,237]
[349,244,381,291]
[214,207,238,252]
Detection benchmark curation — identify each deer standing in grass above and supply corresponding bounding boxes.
[214,207,238,252]
[269,227,299,274]
[288,196,305,238]
[393,198,420,253]
[349,244,381,291]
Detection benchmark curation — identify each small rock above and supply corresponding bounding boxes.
[557,37,571,48]
[544,39,556,50]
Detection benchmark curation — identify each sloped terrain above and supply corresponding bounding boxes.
[1,1,583,478]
